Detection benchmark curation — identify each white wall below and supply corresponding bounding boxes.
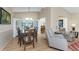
[0,7,13,50]
[39,7,72,32]
[40,8,51,27]
[70,14,79,31]
[50,7,71,31]
[63,18,68,32]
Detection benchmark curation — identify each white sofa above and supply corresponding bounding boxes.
[46,28,68,51]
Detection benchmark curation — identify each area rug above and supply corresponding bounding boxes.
[69,40,79,51]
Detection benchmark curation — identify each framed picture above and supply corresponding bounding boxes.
[0,7,11,24]
[58,20,63,28]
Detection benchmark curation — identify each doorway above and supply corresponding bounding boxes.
[38,17,45,34]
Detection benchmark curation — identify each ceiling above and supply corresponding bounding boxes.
[12,7,79,14]
[63,7,79,14]
[12,7,42,12]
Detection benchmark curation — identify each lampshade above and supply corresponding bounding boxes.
[71,24,76,27]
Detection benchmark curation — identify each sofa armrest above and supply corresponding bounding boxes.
[53,38,68,50]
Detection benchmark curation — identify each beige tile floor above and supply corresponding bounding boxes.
[3,33,58,51]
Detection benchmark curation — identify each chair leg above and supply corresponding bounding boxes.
[36,37,37,42]
[20,39,22,47]
[24,41,26,51]
[35,34,37,42]
[33,41,35,48]
[20,40,21,47]
[23,40,24,44]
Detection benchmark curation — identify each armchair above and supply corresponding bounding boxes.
[46,28,68,51]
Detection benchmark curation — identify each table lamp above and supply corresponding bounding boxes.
[71,24,76,31]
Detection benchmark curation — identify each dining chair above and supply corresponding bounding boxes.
[23,29,35,51]
[33,29,38,42]
[17,27,23,47]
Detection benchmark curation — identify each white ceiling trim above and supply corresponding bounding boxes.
[12,7,42,12]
